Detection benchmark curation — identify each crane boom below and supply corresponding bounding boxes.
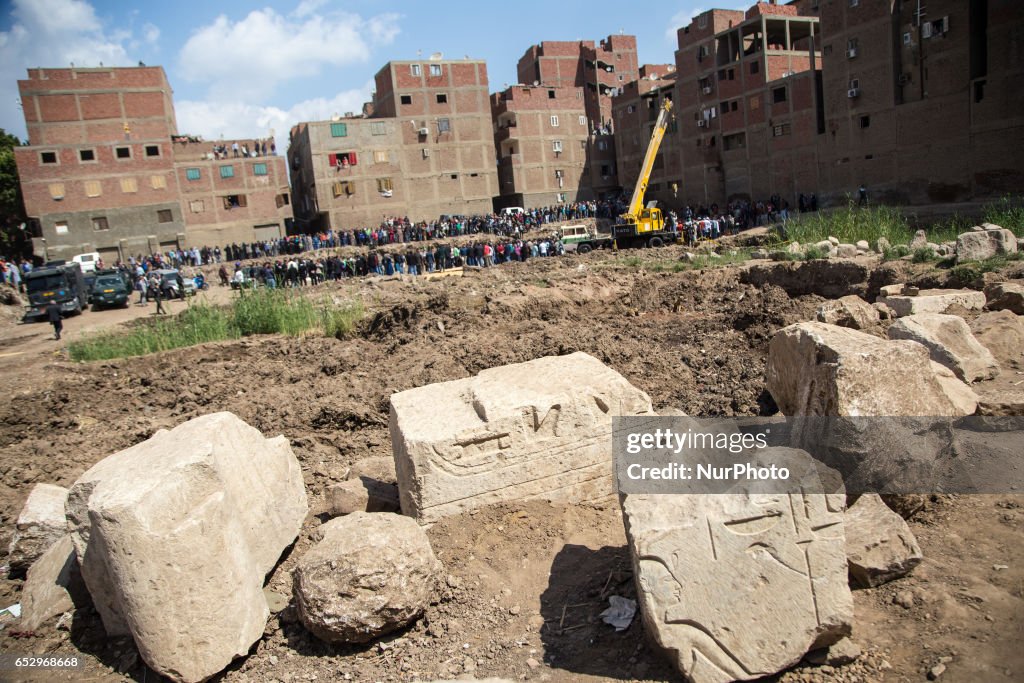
[623,99,673,221]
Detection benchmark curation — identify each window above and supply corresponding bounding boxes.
[731,101,739,112]
[698,45,710,61]
[115,146,131,159]
[436,93,448,104]
[400,95,412,105]
[903,31,912,45]
[849,78,860,90]
[411,64,421,76]
[750,96,761,110]
[190,200,205,213]
[373,150,388,163]
[377,177,393,193]
[557,192,567,202]
[751,61,760,75]
[618,75,624,81]
[627,104,635,113]
[85,180,102,197]
[49,183,65,200]
[332,181,354,197]
[859,115,871,128]
[92,216,109,231]
[186,167,201,181]
[220,165,235,178]
[548,90,556,99]
[772,123,792,137]
[367,122,385,136]
[276,193,290,207]
[144,145,160,157]
[40,151,57,164]
[601,164,611,177]
[697,13,708,29]
[579,115,586,126]
[550,115,559,127]
[54,221,68,235]
[552,140,563,153]
[449,174,458,180]
[849,0,859,6]
[223,194,247,208]
[79,149,95,162]
[253,163,268,176]
[157,209,173,223]
[429,64,442,77]
[329,152,357,167]
[120,177,138,193]
[723,133,746,151]
[773,87,788,104]
[330,122,348,137]
[151,175,167,189]
[437,118,451,133]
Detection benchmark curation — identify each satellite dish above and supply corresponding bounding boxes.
[533,80,540,86]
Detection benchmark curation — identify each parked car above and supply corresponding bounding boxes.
[154,268,196,298]
[91,273,130,309]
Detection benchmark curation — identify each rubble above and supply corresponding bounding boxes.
[815,295,879,329]
[20,535,88,631]
[845,494,923,588]
[887,313,999,382]
[7,483,68,576]
[984,281,1024,314]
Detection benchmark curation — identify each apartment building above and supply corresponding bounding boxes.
[288,58,497,230]
[13,66,291,262]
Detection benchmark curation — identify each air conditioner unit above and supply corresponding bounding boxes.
[417,127,429,135]
[847,88,861,98]
[702,86,712,95]
[697,120,707,128]
[847,47,858,58]
[422,148,430,158]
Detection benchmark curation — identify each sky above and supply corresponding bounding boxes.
[0,0,709,148]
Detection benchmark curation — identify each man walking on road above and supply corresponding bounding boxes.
[46,301,62,340]
[153,283,166,315]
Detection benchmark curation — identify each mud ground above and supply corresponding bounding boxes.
[0,245,1021,682]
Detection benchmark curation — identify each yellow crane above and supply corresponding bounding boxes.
[613,99,677,248]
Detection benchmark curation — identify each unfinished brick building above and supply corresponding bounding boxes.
[14,66,291,262]
[288,59,497,230]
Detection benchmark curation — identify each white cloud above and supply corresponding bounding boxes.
[177,7,400,98]
[0,0,153,140]
[143,23,160,46]
[666,6,707,45]
[174,85,372,143]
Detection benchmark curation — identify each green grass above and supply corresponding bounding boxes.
[68,289,364,361]
[982,196,1024,235]
[605,249,752,273]
[801,244,829,261]
[912,247,939,263]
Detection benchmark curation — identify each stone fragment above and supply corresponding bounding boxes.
[293,513,441,643]
[975,389,1024,416]
[876,237,890,253]
[956,228,1018,262]
[855,240,870,252]
[7,483,68,576]
[348,456,397,484]
[66,412,308,683]
[815,295,879,329]
[970,310,1024,370]
[872,302,893,320]
[880,494,928,520]
[876,289,986,317]
[622,448,851,683]
[813,240,834,257]
[887,313,999,382]
[836,243,858,258]
[20,535,88,631]
[767,323,972,417]
[390,352,652,524]
[787,241,802,254]
[806,637,861,666]
[984,281,1024,315]
[879,283,904,297]
[326,478,400,516]
[828,236,840,246]
[845,494,923,588]
[929,362,979,415]
[751,249,769,260]
[910,230,928,250]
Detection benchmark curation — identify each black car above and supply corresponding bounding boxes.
[91,274,130,309]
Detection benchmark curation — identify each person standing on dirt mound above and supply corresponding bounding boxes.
[46,300,62,340]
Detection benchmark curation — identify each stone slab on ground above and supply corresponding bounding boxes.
[7,483,68,576]
[815,295,879,329]
[66,412,308,683]
[984,281,1024,315]
[846,494,923,588]
[390,352,652,524]
[887,313,999,382]
[766,322,974,417]
[293,512,441,644]
[877,289,986,317]
[621,447,852,683]
[970,310,1024,370]
[20,535,88,631]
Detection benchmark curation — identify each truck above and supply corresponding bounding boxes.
[612,99,680,249]
[22,261,88,322]
[559,224,613,254]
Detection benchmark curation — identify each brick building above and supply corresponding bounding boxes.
[610,0,1023,213]
[13,65,291,262]
[288,58,497,230]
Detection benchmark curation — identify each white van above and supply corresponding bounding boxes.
[72,252,101,273]
[500,207,525,217]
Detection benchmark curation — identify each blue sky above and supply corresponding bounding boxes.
[0,0,709,146]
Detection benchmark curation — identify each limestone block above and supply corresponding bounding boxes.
[910,230,928,250]
[876,289,986,317]
[390,352,652,524]
[293,513,441,643]
[956,229,1017,262]
[621,448,851,683]
[929,362,979,415]
[766,322,972,417]
[887,313,999,382]
[970,310,1024,370]
[855,240,870,252]
[984,281,1024,315]
[815,295,879,329]
[326,478,399,516]
[66,412,308,683]
[878,284,905,297]
[836,244,858,258]
[846,494,923,588]
[7,484,68,576]
[20,535,88,631]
